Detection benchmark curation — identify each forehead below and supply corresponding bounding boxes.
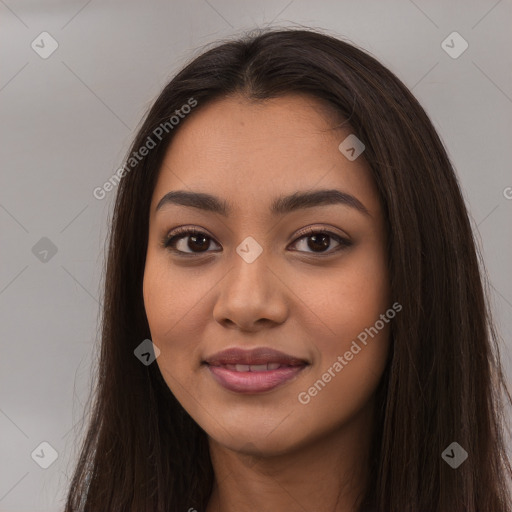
[151,94,380,218]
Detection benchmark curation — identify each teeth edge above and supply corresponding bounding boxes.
[226,363,289,372]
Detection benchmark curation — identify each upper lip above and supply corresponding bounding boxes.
[203,347,309,366]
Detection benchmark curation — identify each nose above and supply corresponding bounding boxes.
[212,250,288,332]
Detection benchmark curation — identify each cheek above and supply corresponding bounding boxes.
[143,254,209,340]
[296,242,390,413]
[298,240,390,343]
[142,256,218,398]
[297,328,390,440]
[143,264,197,403]
[318,324,390,415]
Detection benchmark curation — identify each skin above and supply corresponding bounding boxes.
[143,93,391,512]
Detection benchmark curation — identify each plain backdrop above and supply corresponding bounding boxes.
[1,1,511,510]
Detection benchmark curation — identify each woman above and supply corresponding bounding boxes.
[64,27,512,511]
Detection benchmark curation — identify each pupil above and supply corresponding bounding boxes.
[309,234,329,251]
[190,234,209,251]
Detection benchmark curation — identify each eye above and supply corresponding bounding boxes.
[161,227,220,255]
[290,227,352,255]
[161,226,352,256]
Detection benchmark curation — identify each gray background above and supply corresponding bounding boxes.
[1,1,511,510]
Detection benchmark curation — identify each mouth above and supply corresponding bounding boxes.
[202,347,310,393]
[210,362,301,371]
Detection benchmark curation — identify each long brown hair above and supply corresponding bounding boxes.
[64,27,512,511]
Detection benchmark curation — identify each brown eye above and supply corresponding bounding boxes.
[163,228,220,254]
[162,227,352,257]
[290,230,352,255]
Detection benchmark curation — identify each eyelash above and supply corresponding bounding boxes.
[160,226,352,257]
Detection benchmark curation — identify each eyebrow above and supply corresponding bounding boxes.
[155,189,371,217]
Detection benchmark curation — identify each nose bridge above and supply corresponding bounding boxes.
[213,237,287,328]
[228,236,271,298]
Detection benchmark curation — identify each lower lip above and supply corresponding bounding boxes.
[206,364,307,393]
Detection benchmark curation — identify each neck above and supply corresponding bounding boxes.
[205,398,375,512]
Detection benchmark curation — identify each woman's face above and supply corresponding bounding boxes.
[143,93,391,455]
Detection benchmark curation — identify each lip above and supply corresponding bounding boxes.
[203,347,309,394]
[203,347,309,366]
